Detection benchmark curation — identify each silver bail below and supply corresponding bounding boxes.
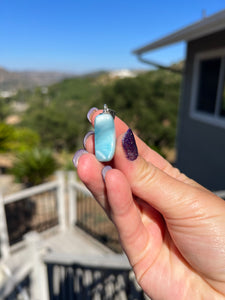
[103,104,109,113]
[103,104,116,119]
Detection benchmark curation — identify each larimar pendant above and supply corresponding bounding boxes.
[94,104,116,162]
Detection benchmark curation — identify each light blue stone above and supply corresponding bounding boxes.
[94,113,116,162]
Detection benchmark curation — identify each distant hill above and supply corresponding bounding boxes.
[0,67,149,92]
[0,67,75,91]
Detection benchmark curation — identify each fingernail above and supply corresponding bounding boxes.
[87,107,98,123]
[83,131,94,148]
[102,165,112,181]
[72,149,88,168]
[122,128,138,161]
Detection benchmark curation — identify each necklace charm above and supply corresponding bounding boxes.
[94,104,116,162]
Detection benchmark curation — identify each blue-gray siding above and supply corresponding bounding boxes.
[176,29,225,190]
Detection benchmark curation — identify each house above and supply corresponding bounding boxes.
[133,9,225,191]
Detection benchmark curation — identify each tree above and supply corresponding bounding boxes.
[0,98,12,121]
[21,77,103,151]
[98,70,181,154]
[0,123,14,152]
[16,69,181,156]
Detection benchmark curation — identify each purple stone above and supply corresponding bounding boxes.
[122,128,138,161]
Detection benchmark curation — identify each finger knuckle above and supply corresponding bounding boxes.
[136,161,159,188]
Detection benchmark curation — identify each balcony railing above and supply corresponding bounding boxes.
[0,171,66,259]
[44,252,146,300]
[1,171,224,300]
[0,261,31,300]
[68,172,122,253]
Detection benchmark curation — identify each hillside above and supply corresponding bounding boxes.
[0,67,149,92]
[0,67,74,91]
[16,68,181,155]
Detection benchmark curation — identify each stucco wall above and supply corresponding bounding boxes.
[176,29,225,190]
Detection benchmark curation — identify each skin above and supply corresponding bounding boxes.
[76,110,225,300]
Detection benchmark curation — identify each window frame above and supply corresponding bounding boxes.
[190,48,225,128]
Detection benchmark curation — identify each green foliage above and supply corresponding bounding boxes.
[21,77,102,151]
[0,122,40,153]
[10,148,58,186]
[10,127,40,152]
[0,98,12,121]
[0,123,14,152]
[97,70,181,151]
[13,69,181,157]
[63,156,75,171]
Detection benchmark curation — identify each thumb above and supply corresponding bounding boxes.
[114,129,225,288]
[114,129,223,220]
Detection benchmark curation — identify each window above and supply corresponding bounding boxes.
[190,49,225,128]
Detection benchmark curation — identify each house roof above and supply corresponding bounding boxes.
[133,9,225,55]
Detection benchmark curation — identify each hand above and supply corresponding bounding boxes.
[74,109,225,300]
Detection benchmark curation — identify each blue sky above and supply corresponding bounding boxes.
[0,0,225,74]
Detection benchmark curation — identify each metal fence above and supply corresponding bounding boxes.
[68,172,122,253]
[1,171,224,300]
[2,171,223,258]
[0,171,66,259]
[68,172,225,253]
[44,253,147,300]
[5,188,58,245]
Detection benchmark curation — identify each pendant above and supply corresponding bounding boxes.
[94,104,116,162]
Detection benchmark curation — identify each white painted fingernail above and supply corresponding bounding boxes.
[83,131,94,149]
[87,107,98,123]
[102,165,112,181]
[72,149,88,168]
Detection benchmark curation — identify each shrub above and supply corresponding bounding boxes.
[10,127,40,152]
[0,123,40,153]
[10,148,58,186]
[0,123,14,152]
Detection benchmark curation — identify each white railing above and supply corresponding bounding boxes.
[1,170,225,260]
[0,171,66,260]
[0,231,49,300]
[67,171,92,226]
[0,170,224,300]
[0,257,32,299]
[68,171,122,252]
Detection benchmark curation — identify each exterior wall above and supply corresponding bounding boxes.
[176,29,225,190]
